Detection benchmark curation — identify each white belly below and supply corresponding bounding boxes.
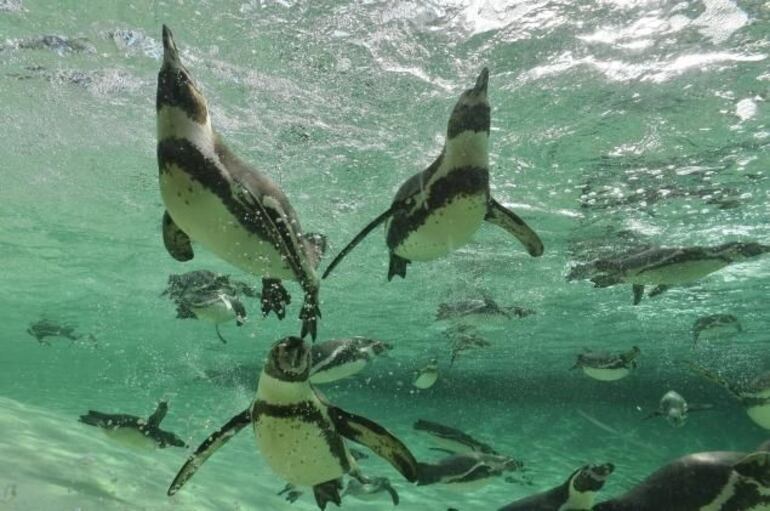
[414,371,438,389]
[582,367,630,382]
[160,164,295,280]
[310,359,367,384]
[628,259,728,285]
[254,411,345,486]
[189,299,235,324]
[393,195,487,261]
[102,427,157,450]
[746,404,770,429]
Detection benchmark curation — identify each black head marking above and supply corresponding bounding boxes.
[573,463,615,492]
[264,336,311,382]
[447,68,490,139]
[156,25,208,124]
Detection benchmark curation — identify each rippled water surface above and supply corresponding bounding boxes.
[1,0,769,509]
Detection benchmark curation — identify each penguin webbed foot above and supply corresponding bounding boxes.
[299,292,321,341]
[313,479,342,510]
[387,254,410,281]
[261,278,291,319]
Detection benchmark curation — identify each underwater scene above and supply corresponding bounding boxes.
[2,0,770,509]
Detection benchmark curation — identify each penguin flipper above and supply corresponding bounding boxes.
[313,479,342,510]
[162,211,194,262]
[384,481,400,506]
[632,284,645,305]
[147,401,169,427]
[327,406,419,482]
[648,284,669,298]
[485,198,544,257]
[733,452,770,482]
[167,408,251,495]
[322,208,394,279]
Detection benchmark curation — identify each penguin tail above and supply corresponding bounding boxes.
[387,254,410,281]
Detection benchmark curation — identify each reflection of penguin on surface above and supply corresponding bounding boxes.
[322,68,543,281]
[156,25,324,339]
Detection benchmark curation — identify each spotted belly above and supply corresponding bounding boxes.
[160,163,295,280]
[253,414,347,486]
[391,194,487,262]
[628,259,729,285]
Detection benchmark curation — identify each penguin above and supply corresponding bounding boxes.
[156,25,324,340]
[593,451,770,510]
[26,319,94,345]
[309,337,393,384]
[689,363,770,430]
[571,347,640,382]
[435,295,535,326]
[161,270,258,301]
[586,242,770,304]
[417,451,520,492]
[413,419,499,455]
[693,313,742,345]
[185,291,247,343]
[644,390,713,428]
[342,476,400,506]
[413,359,439,389]
[322,68,543,281]
[79,401,187,449]
[167,336,418,510]
[497,462,614,511]
[448,326,491,367]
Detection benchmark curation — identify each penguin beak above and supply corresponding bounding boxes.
[162,24,180,66]
[472,68,489,95]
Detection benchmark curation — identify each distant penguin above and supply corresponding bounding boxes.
[498,463,614,511]
[435,295,535,326]
[310,337,392,384]
[644,390,713,428]
[417,451,519,492]
[27,319,94,346]
[185,291,247,343]
[414,419,499,455]
[586,242,770,304]
[322,68,543,281]
[593,451,770,510]
[156,25,324,339]
[692,314,742,345]
[571,347,640,382]
[414,359,439,389]
[689,363,770,430]
[79,401,187,449]
[342,476,400,506]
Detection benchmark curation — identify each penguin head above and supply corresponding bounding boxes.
[446,67,490,140]
[666,408,687,428]
[157,25,209,124]
[715,241,770,261]
[573,463,615,492]
[266,336,311,382]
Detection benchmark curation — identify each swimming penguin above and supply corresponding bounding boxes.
[413,359,439,389]
[435,295,535,326]
[322,68,543,281]
[156,26,324,339]
[162,270,258,301]
[79,401,187,449]
[593,451,770,510]
[310,337,393,384]
[413,419,499,455]
[571,346,640,382]
[497,462,614,511]
[644,390,713,428]
[27,319,94,345]
[693,313,742,345]
[447,326,491,367]
[167,336,418,510]
[689,362,770,430]
[417,451,520,492]
[586,242,770,304]
[342,476,400,506]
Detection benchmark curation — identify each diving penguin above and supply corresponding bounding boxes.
[593,451,770,510]
[643,390,713,428]
[156,25,324,339]
[322,68,543,281]
[692,313,742,345]
[79,401,187,449]
[413,358,439,389]
[167,336,418,510]
[497,462,614,511]
[587,242,770,305]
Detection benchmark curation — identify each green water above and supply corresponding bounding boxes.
[1,0,770,509]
